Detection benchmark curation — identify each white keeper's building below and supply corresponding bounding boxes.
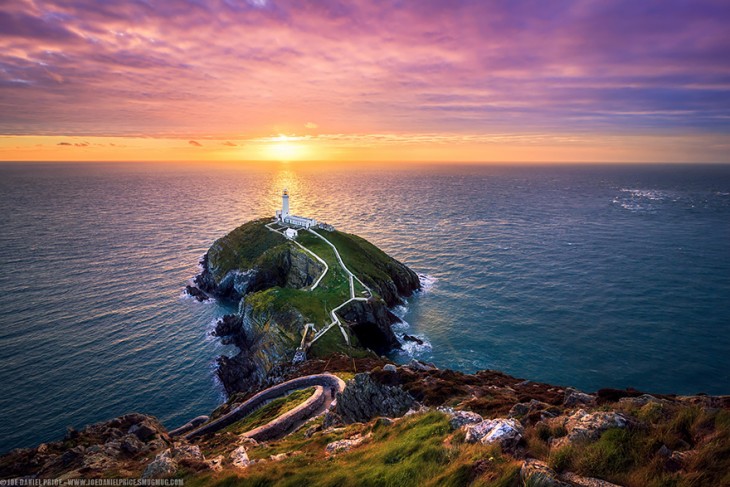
[275,189,318,229]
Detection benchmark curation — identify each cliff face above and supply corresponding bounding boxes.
[187,218,422,396]
[338,299,401,355]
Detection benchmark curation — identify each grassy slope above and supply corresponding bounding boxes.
[208,219,288,282]
[221,388,316,437]
[243,230,352,329]
[323,230,401,293]
[185,361,730,487]
[188,411,522,487]
[207,220,403,356]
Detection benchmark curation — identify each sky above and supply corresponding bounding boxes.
[1,0,729,163]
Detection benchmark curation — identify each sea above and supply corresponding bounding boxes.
[1,161,729,454]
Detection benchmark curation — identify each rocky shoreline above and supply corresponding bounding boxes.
[186,218,421,396]
[2,356,728,485]
[3,219,727,485]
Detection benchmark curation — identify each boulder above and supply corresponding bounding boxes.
[141,443,205,479]
[383,364,397,373]
[335,373,416,423]
[402,334,424,345]
[185,285,209,302]
[119,434,143,456]
[520,458,570,486]
[548,409,628,445]
[563,388,597,407]
[437,407,484,430]
[509,399,561,423]
[325,433,370,455]
[464,418,524,450]
[128,421,158,442]
[559,472,623,487]
[618,394,662,407]
[230,446,251,469]
[142,450,177,479]
[405,359,438,372]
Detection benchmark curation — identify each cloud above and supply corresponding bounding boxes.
[188,140,202,147]
[222,141,237,146]
[57,142,72,146]
[0,0,728,142]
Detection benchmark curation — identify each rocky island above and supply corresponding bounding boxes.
[188,216,420,395]
[2,217,728,487]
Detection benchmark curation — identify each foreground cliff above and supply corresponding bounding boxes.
[3,357,728,487]
[188,218,421,395]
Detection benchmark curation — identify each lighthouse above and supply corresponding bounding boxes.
[281,188,290,218]
[274,189,318,229]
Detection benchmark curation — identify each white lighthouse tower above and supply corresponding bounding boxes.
[275,189,318,229]
[281,188,290,218]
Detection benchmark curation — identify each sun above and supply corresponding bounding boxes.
[265,134,308,161]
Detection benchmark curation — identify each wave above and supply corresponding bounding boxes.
[178,288,215,305]
[417,273,437,294]
[620,188,668,201]
[391,317,432,360]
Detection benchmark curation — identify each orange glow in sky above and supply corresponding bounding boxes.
[1,1,729,163]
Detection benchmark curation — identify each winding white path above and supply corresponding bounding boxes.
[265,222,328,291]
[264,221,371,349]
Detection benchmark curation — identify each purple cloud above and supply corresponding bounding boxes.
[0,0,728,138]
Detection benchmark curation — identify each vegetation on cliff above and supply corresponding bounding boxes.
[6,357,728,487]
[190,218,421,395]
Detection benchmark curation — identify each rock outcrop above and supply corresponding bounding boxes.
[0,414,173,480]
[191,218,421,395]
[335,373,416,423]
[547,409,629,446]
[520,459,569,487]
[463,418,524,450]
[143,444,206,479]
[438,407,484,430]
[338,299,402,355]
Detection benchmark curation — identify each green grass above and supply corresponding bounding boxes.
[320,230,400,294]
[208,219,287,282]
[307,323,373,359]
[243,230,357,332]
[221,388,316,437]
[190,412,522,487]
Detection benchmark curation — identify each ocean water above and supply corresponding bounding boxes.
[1,161,729,453]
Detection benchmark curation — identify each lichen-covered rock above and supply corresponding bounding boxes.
[509,399,561,423]
[405,359,438,371]
[325,433,370,455]
[618,394,662,407]
[335,373,416,423]
[437,407,484,430]
[548,409,628,445]
[120,434,143,455]
[230,446,251,469]
[563,388,597,407]
[464,418,524,450]
[559,472,623,486]
[141,443,206,479]
[142,450,177,479]
[520,458,570,486]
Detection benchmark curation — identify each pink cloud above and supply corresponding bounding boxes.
[0,0,728,139]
